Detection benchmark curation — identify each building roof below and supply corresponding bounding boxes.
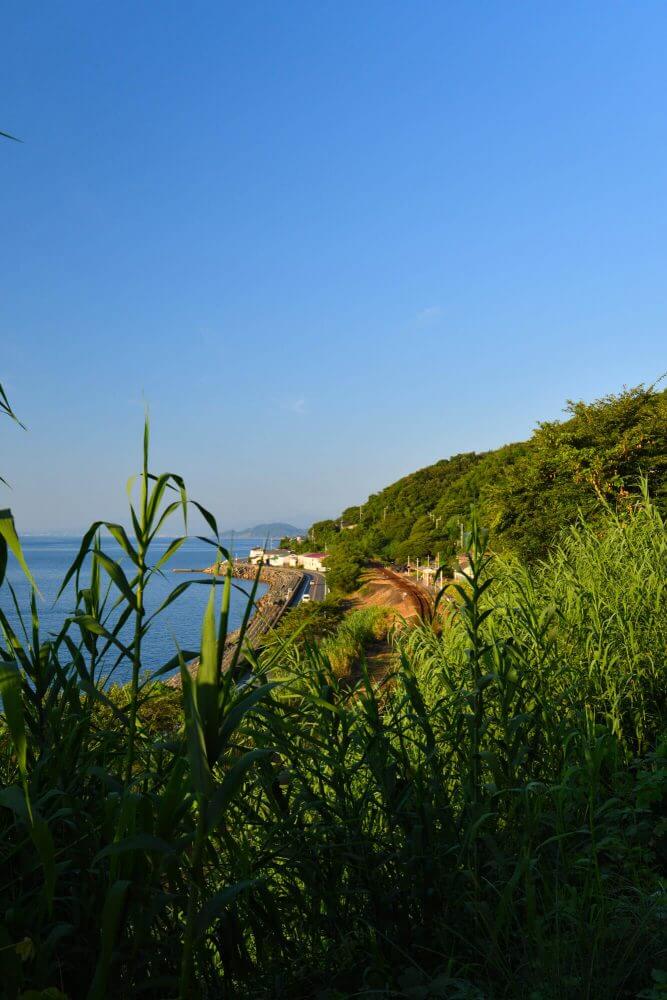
[302,552,327,559]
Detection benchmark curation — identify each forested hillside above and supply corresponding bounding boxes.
[305,384,667,586]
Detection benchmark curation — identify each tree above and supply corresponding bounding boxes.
[325,537,366,593]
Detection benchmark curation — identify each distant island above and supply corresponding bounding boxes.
[227,522,306,539]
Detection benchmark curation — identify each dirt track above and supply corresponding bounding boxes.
[352,566,432,620]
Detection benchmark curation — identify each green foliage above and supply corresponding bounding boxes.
[318,605,393,678]
[317,383,667,567]
[96,681,183,735]
[259,600,392,683]
[1,424,666,998]
[261,595,348,651]
[325,553,362,593]
[0,428,273,999]
[0,384,32,590]
[324,535,369,593]
[306,518,340,550]
[490,383,667,560]
[281,520,341,555]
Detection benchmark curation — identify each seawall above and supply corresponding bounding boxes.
[166,562,304,687]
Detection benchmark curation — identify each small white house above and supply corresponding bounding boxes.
[248,547,295,566]
[264,549,293,567]
[270,551,299,567]
[299,553,328,572]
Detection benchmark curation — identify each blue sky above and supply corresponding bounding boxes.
[2,2,665,532]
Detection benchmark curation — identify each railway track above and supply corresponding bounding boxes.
[376,566,433,619]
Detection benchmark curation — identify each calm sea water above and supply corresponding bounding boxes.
[1,536,268,685]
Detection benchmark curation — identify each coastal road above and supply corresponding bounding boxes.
[288,572,312,606]
[289,570,327,605]
[308,571,327,602]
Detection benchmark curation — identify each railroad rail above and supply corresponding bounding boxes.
[376,565,433,620]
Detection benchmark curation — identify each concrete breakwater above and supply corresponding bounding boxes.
[167,562,304,687]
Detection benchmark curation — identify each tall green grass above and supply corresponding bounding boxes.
[258,601,393,683]
[0,440,665,998]
[319,605,393,678]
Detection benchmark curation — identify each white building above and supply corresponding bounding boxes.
[248,548,327,570]
[269,551,299,567]
[298,552,328,572]
[248,547,296,566]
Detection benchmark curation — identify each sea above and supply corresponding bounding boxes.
[1,536,269,686]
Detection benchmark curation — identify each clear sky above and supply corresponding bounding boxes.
[2,2,666,533]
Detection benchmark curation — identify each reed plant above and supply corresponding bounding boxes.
[0,431,665,998]
[319,606,394,678]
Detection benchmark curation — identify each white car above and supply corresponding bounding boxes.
[301,593,311,603]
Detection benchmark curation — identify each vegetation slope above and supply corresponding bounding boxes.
[294,383,667,591]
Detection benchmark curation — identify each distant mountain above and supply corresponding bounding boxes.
[229,522,306,539]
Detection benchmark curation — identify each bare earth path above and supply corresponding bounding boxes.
[346,566,433,681]
[351,566,433,621]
